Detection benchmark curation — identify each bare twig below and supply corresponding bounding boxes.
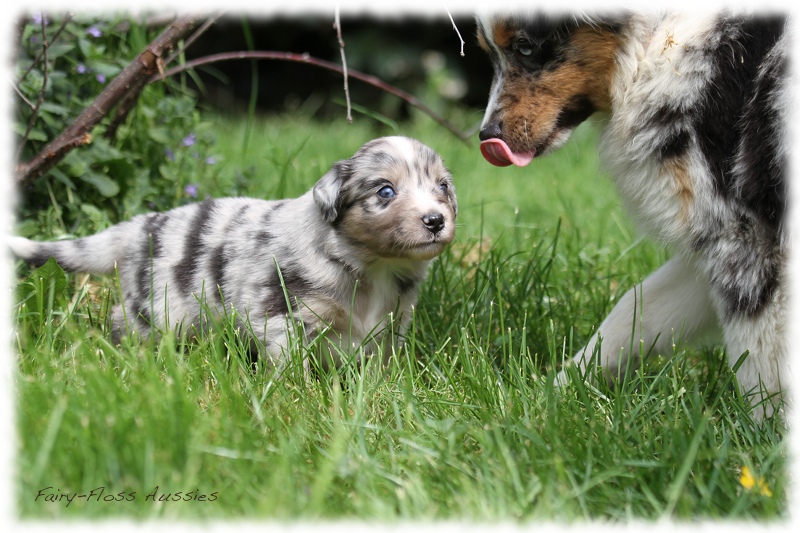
[15,14,206,187]
[333,6,352,123]
[103,88,143,142]
[12,84,36,109]
[17,14,72,85]
[164,11,226,67]
[152,51,471,143]
[445,6,465,57]
[17,14,52,162]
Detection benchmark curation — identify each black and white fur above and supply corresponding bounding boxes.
[10,136,457,368]
[476,11,790,415]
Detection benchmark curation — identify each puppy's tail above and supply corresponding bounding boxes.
[8,226,128,275]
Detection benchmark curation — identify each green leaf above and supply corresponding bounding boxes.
[158,164,177,181]
[15,257,69,313]
[77,37,93,58]
[148,127,172,145]
[66,158,89,178]
[48,167,77,190]
[39,102,70,116]
[80,203,112,231]
[79,171,120,197]
[87,137,125,162]
[12,123,49,142]
[92,62,121,78]
[14,219,41,238]
[46,43,77,60]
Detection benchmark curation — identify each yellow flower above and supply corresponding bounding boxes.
[740,466,773,497]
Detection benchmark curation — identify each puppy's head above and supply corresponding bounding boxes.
[313,136,457,261]
[476,12,625,167]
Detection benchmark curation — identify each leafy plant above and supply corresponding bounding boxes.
[14,12,213,237]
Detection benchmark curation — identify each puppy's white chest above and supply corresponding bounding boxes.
[352,272,400,339]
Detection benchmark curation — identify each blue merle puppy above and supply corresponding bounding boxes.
[10,136,457,368]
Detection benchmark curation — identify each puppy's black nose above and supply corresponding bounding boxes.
[422,213,445,234]
[479,121,502,141]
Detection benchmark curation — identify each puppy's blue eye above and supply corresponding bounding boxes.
[439,182,449,192]
[378,186,396,199]
[516,43,533,57]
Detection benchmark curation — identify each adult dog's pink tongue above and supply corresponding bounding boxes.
[480,139,535,167]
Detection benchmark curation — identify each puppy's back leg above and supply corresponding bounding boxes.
[558,255,720,385]
[109,304,153,344]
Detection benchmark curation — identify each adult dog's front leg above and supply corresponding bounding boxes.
[558,255,720,384]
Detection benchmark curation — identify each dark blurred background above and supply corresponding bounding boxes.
[183,14,493,120]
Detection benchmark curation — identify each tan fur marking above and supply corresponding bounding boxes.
[662,156,694,223]
[570,27,620,111]
[492,22,514,49]
[491,25,621,154]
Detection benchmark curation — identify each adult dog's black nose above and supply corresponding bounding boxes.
[479,121,502,141]
[422,213,445,234]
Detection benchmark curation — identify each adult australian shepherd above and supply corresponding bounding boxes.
[476,11,790,416]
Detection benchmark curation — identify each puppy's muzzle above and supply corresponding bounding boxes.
[422,212,445,235]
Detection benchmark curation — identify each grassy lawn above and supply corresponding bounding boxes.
[12,109,787,522]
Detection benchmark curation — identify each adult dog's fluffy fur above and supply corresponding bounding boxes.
[10,136,457,367]
[477,11,790,414]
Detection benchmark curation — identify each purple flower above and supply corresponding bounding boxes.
[32,12,49,26]
[182,133,196,147]
[96,73,106,84]
[184,184,199,198]
[87,25,102,38]
[77,63,88,74]
[205,156,217,165]
[165,148,175,161]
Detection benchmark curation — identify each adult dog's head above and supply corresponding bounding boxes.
[476,12,626,167]
[313,136,457,261]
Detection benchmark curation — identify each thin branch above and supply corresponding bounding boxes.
[17,14,72,85]
[152,51,471,143]
[12,83,35,109]
[17,14,52,162]
[103,88,142,141]
[333,6,352,123]
[445,6,465,57]
[15,14,206,187]
[164,11,226,67]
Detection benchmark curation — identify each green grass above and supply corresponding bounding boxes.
[13,110,787,521]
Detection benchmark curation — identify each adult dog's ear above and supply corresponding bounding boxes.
[313,161,347,223]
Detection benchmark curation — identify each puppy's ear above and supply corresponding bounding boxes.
[445,172,458,217]
[313,162,345,223]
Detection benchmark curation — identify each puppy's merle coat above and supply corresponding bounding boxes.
[476,11,790,415]
[10,136,457,367]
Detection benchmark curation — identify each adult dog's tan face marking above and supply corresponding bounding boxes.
[313,136,457,261]
[477,14,623,166]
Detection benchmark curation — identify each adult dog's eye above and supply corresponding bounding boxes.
[515,42,533,57]
[378,185,396,199]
